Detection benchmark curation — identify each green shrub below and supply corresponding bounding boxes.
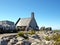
[17,31,24,36]
[28,30,35,35]
[51,34,60,42]
[16,35,19,38]
[53,30,60,33]
[45,36,51,41]
[54,42,60,45]
[57,38,60,42]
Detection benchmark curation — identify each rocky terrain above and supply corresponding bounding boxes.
[0,31,60,45]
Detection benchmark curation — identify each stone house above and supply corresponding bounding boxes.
[15,12,39,31]
[0,20,15,30]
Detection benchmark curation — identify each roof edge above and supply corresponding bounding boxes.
[15,18,21,25]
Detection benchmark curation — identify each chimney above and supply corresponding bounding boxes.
[31,12,34,18]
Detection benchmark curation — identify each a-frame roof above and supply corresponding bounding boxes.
[16,18,31,26]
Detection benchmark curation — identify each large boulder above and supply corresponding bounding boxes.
[8,38,18,45]
[15,41,23,45]
[17,36,25,41]
[31,42,40,45]
[22,40,31,45]
[31,34,40,39]
[15,40,31,45]
[29,36,41,43]
[2,36,10,42]
[0,39,8,45]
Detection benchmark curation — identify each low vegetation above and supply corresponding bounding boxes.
[45,36,51,41]
[17,30,35,39]
[53,30,60,33]
[27,30,35,35]
[17,31,28,39]
[45,33,60,45]
[17,31,24,36]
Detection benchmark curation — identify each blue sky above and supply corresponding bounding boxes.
[0,0,60,29]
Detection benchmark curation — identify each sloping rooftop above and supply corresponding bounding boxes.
[0,20,15,26]
[16,18,31,26]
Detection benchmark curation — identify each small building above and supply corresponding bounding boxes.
[15,12,39,31]
[45,27,52,31]
[0,20,15,30]
[40,27,45,31]
[40,27,52,31]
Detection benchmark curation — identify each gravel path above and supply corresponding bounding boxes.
[0,33,17,39]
